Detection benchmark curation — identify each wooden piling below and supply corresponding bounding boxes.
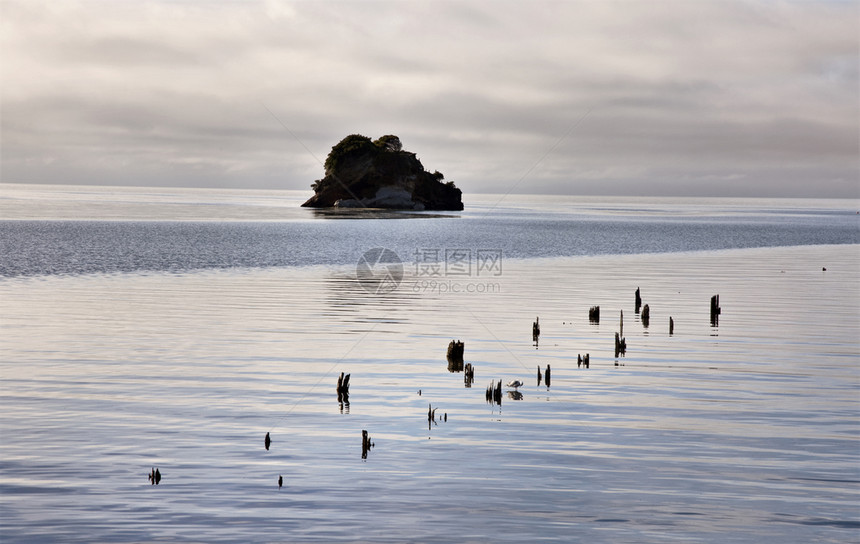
[544,365,551,387]
[464,363,475,387]
[362,430,374,459]
[635,287,642,314]
[447,340,465,360]
[615,332,627,357]
[532,317,541,341]
[337,372,350,403]
[447,357,464,373]
[669,316,674,335]
[641,304,650,327]
[486,380,502,405]
[537,365,542,386]
[584,353,590,368]
[710,295,721,325]
[589,306,600,324]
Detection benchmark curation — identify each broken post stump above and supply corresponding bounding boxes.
[641,304,650,328]
[589,306,600,324]
[620,309,624,337]
[577,354,582,368]
[669,316,674,335]
[447,356,464,373]
[615,332,627,357]
[464,363,475,387]
[447,340,465,372]
[361,430,374,459]
[537,365,542,386]
[710,295,721,326]
[635,287,642,314]
[447,340,465,361]
[337,372,351,403]
[485,380,502,405]
[544,364,551,387]
[584,353,590,369]
[532,317,541,341]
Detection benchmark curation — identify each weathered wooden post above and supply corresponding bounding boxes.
[544,364,551,387]
[537,365,542,385]
[464,363,475,387]
[362,430,374,459]
[615,332,627,357]
[265,432,271,451]
[532,317,541,342]
[447,340,464,360]
[447,340,464,372]
[635,287,642,314]
[337,372,351,403]
[584,353,590,368]
[589,306,600,324]
[710,295,721,326]
[620,309,623,337]
[486,380,502,405]
[447,358,463,373]
[641,304,650,328]
[577,354,582,368]
[669,316,674,335]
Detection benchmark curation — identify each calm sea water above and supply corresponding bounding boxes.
[1,184,858,543]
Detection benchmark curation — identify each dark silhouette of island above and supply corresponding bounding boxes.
[302,134,463,211]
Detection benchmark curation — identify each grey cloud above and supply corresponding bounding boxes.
[2,0,857,197]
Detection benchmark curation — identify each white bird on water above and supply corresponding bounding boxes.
[506,380,523,389]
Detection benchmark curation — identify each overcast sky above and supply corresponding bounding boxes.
[2,0,858,197]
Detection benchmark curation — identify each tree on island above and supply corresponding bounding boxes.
[373,135,402,152]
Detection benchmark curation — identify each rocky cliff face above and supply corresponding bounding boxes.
[301,134,463,211]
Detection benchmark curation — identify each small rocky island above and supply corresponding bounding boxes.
[301,134,463,211]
